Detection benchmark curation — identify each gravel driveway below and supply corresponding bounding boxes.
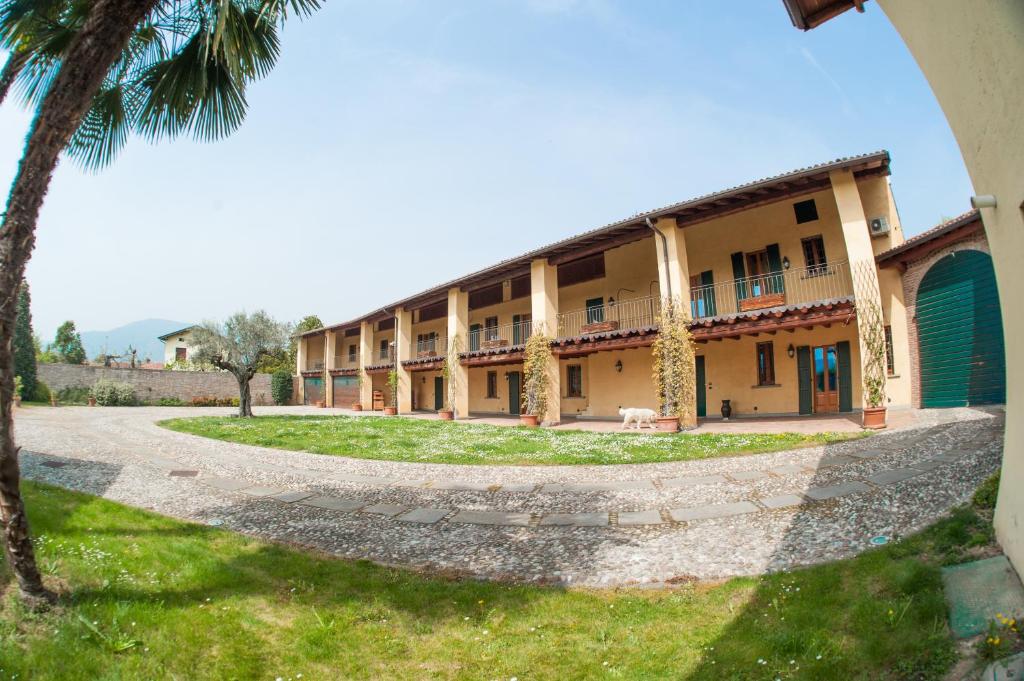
[14,405,1003,587]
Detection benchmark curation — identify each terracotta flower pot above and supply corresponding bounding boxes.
[438,409,454,421]
[88,396,97,407]
[315,400,325,408]
[383,406,397,416]
[519,414,539,428]
[656,416,680,433]
[862,406,887,430]
[351,403,362,411]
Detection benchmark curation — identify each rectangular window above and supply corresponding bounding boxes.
[344,327,360,337]
[486,371,498,399]
[746,250,771,297]
[884,325,895,376]
[175,347,187,362]
[794,199,819,224]
[756,342,776,386]
[802,235,828,274]
[566,364,583,398]
[469,283,503,310]
[557,253,606,288]
[484,316,499,341]
[377,317,395,331]
[379,339,389,360]
[585,297,605,324]
[348,344,357,362]
[510,274,531,300]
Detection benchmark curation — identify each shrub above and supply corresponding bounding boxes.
[652,297,696,422]
[32,380,51,404]
[14,375,23,398]
[522,331,553,417]
[271,369,292,405]
[56,386,91,405]
[156,397,184,406]
[973,472,1000,510]
[90,380,137,406]
[189,396,238,407]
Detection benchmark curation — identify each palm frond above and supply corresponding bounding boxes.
[65,78,134,171]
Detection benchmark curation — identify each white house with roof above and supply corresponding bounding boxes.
[158,325,197,366]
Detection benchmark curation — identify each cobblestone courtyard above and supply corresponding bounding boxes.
[14,405,1003,587]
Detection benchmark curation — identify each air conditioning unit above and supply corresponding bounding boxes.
[869,216,890,237]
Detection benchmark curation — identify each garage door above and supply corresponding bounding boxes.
[917,250,1005,407]
[333,375,359,407]
[303,377,324,406]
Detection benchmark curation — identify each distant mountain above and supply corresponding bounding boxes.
[79,319,191,364]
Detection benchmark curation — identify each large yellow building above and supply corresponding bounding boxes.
[297,151,913,424]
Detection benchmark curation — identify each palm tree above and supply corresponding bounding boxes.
[0,0,320,606]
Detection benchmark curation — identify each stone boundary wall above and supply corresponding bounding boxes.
[38,364,274,405]
[899,231,991,408]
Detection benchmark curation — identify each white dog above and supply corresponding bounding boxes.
[619,407,657,430]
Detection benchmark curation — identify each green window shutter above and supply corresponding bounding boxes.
[512,314,522,345]
[695,356,706,418]
[700,270,716,316]
[469,324,481,352]
[796,346,812,415]
[837,340,853,412]
[731,252,747,300]
[766,243,785,295]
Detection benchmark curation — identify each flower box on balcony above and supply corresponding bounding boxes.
[581,320,619,334]
[416,350,438,358]
[738,293,786,312]
[480,338,509,350]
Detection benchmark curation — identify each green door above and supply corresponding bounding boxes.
[695,356,706,418]
[917,250,1006,407]
[303,377,323,405]
[434,376,444,410]
[508,371,521,415]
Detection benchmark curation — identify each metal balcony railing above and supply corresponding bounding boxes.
[468,319,534,352]
[556,295,660,339]
[689,260,853,320]
[414,335,447,358]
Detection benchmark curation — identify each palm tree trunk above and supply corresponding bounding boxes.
[0,50,27,107]
[0,0,158,606]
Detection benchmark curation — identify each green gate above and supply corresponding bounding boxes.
[303,377,324,406]
[917,250,1005,407]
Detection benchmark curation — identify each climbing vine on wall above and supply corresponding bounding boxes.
[651,297,697,423]
[522,329,553,418]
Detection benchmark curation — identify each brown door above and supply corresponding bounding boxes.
[813,345,839,413]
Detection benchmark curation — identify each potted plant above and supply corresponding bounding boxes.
[13,376,22,408]
[384,370,399,416]
[651,297,698,432]
[860,301,888,429]
[520,330,553,427]
[438,336,461,421]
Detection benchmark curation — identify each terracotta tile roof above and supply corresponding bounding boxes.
[875,210,982,265]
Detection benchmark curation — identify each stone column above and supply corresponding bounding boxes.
[394,307,413,414]
[295,335,306,405]
[830,168,886,411]
[530,259,561,425]
[323,331,335,407]
[652,217,692,313]
[447,287,470,418]
[358,321,374,408]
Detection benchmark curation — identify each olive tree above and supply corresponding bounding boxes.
[191,311,290,417]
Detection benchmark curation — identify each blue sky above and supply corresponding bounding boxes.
[0,0,973,342]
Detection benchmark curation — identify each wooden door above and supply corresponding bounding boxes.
[508,371,521,415]
[813,345,839,413]
[695,356,706,418]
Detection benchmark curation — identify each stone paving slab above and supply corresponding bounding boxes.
[669,501,758,522]
[271,490,316,503]
[847,449,885,459]
[768,464,809,476]
[429,480,496,492]
[397,507,450,524]
[760,494,805,510]
[539,512,609,527]
[540,480,655,493]
[813,455,857,468]
[730,470,769,481]
[804,481,871,501]
[660,474,727,488]
[617,510,665,526]
[202,476,252,492]
[450,510,532,526]
[300,496,367,512]
[867,468,920,486]
[363,504,409,517]
[241,486,285,498]
[911,459,944,472]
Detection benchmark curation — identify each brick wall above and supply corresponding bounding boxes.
[38,364,274,405]
[899,232,991,408]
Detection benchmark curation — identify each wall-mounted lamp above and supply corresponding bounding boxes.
[615,360,623,373]
[782,256,791,270]
[971,194,997,209]
[787,344,795,358]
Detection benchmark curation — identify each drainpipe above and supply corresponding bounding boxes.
[646,217,672,299]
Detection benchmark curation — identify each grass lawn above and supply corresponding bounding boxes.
[159,415,866,466]
[0,480,999,680]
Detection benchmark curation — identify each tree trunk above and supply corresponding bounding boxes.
[236,371,253,418]
[0,50,27,107]
[0,0,158,606]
